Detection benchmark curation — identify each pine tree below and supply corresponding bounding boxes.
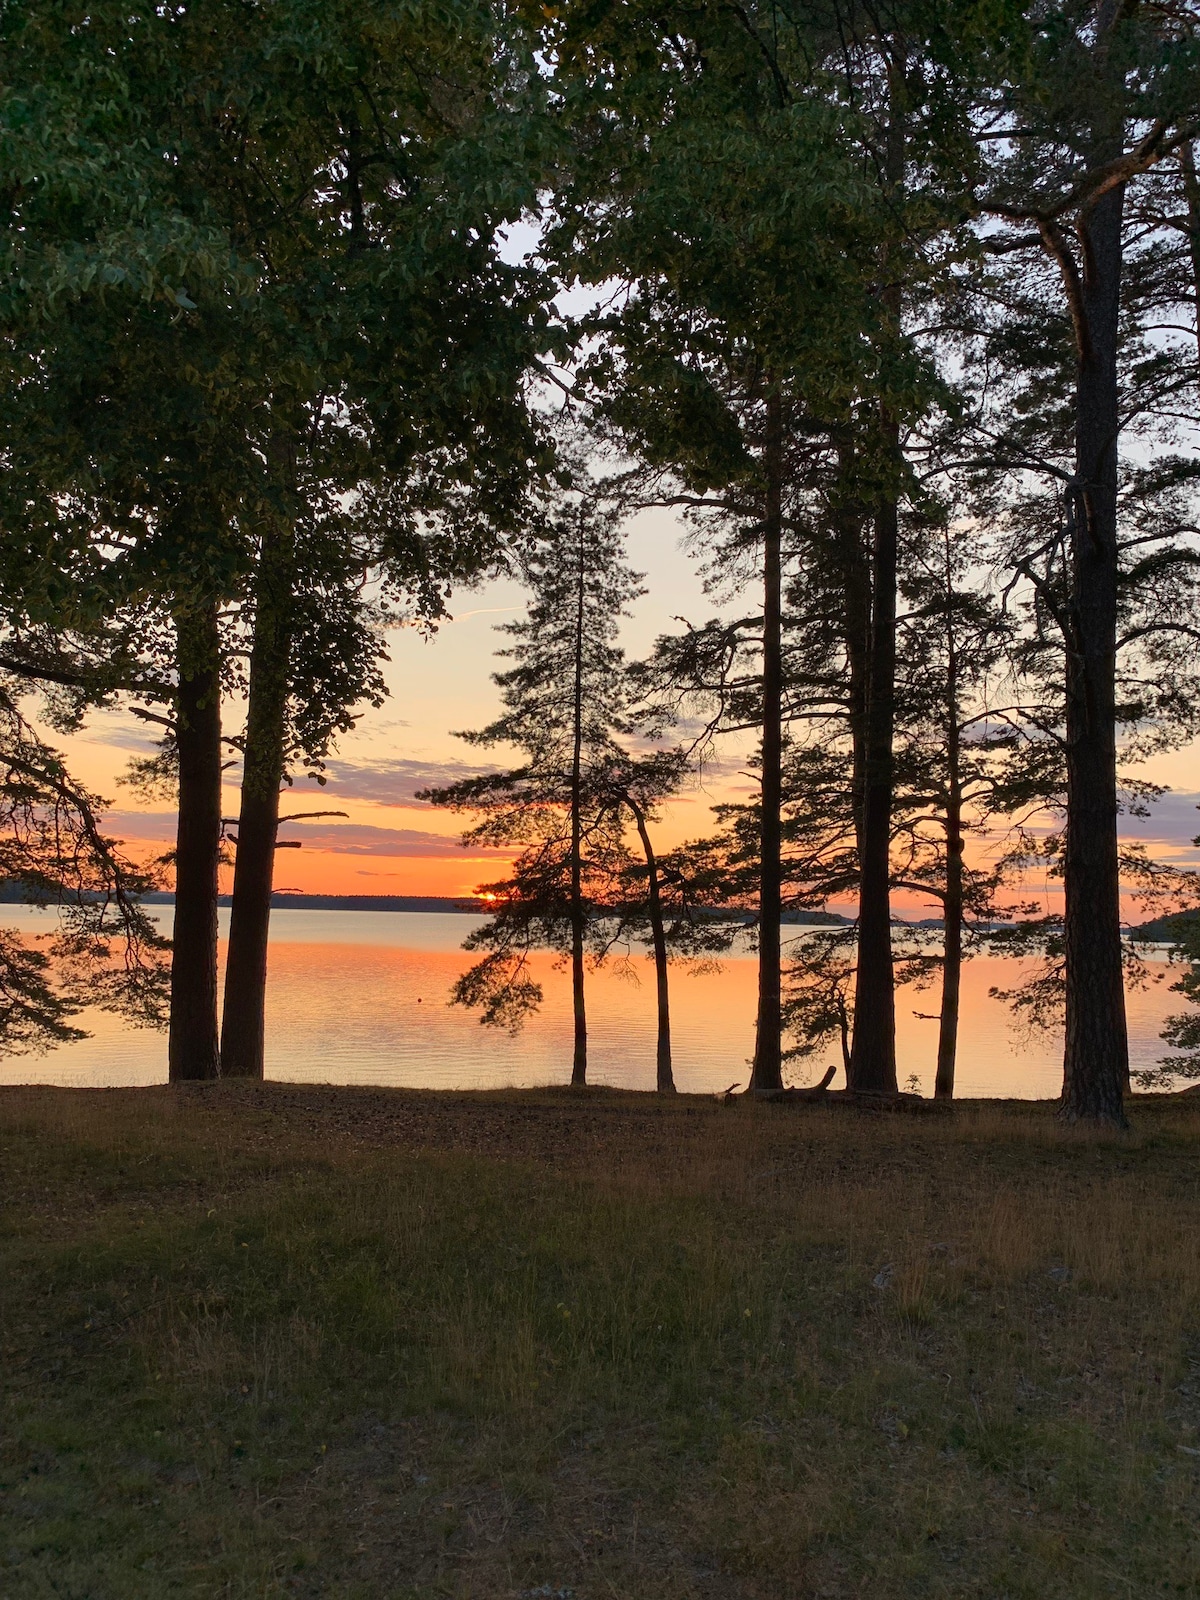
[889,523,1035,1099]
[424,502,643,1086]
[592,747,693,1093]
[966,0,1200,1122]
[544,0,988,1096]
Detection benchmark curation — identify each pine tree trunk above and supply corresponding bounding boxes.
[220,518,295,1080]
[749,388,784,1097]
[848,58,904,1098]
[169,599,222,1083]
[841,507,871,865]
[835,458,871,1092]
[570,907,587,1086]
[935,546,963,1101]
[1179,142,1200,367]
[1060,174,1128,1126]
[935,789,963,1101]
[632,804,674,1093]
[848,480,899,1095]
[569,523,588,1087]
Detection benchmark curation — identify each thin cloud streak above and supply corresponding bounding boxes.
[303,756,499,808]
[97,810,509,860]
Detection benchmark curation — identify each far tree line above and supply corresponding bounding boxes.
[3,0,1200,1127]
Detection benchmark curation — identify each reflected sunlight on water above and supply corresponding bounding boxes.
[0,908,1184,1097]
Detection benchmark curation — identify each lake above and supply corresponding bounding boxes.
[0,906,1188,1097]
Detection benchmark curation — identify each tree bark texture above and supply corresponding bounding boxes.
[935,579,963,1102]
[220,517,295,1080]
[847,479,899,1094]
[632,802,674,1093]
[839,499,871,866]
[169,599,222,1083]
[569,522,588,1086]
[834,468,872,1087]
[1180,142,1200,368]
[749,388,785,1097]
[935,788,963,1102]
[1058,174,1129,1124]
[848,56,904,1097]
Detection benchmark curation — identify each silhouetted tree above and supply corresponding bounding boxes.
[590,747,694,1092]
[968,0,1200,1122]
[424,502,642,1086]
[0,677,167,1053]
[2,0,551,1081]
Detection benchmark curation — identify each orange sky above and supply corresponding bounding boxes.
[49,505,1200,908]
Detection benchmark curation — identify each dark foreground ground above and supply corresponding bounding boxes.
[2,1082,1199,1599]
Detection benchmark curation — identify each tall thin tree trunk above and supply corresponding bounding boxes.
[848,54,904,1097]
[1041,2,1129,1124]
[631,801,674,1093]
[935,805,963,1100]
[838,493,871,866]
[935,536,963,1101]
[834,452,871,1088]
[169,599,222,1083]
[1060,173,1128,1124]
[935,783,963,1102]
[1180,143,1200,368]
[749,387,785,1097]
[220,517,295,1080]
[569,521,588,1086]
[848,475,899,1094]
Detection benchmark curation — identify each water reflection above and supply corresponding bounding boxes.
[0,907,1183,1096]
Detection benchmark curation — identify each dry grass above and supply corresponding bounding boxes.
[2,1083,1199,1598]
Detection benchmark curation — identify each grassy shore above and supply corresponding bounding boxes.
[2,1084,1199,1599]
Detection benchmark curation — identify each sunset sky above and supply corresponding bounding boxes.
[58,506,722,900]
[52,503,1200,912]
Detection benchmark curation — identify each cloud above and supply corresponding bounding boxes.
[99,810,178,842]
[104,788,1200,869]
[81,718,164,754]
[273,823,508,858]
[297,756,499,808]
[1118,790,1200,858]
[97,809,508,860]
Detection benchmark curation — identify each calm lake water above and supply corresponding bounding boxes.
[0,907,1187,1097]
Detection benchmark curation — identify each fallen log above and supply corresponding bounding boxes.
[770,1066,837,1103]
[762,1072,953,1113]
[819,1088,952,1114]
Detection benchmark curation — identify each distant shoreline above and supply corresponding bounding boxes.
[5,882,1193,935]
[165,892,487,914]
[0,887,486,914]
[147,893,850,922]
[1,885,851,922]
